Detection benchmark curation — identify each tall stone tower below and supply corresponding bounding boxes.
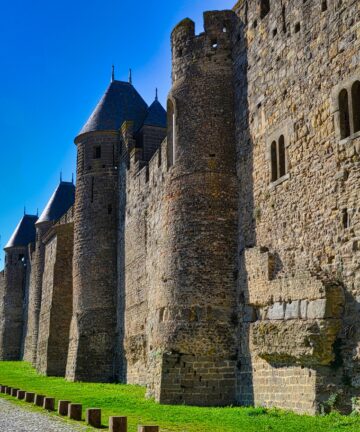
[67,78,148,382]
[23,181,75,365]
[0,214,37,360]
[147,10,239,405]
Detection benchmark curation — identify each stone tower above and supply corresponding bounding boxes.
[0,214,37,360]
[66,79,148,382]
[23,181,75,365]
[146,10,239,405]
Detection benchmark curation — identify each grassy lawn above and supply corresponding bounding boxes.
[0,362,359,431]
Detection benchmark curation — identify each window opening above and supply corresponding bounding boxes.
[351,81,360,133]
[339,89,351,139]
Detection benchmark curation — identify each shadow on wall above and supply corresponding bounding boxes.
[233,13,256,406]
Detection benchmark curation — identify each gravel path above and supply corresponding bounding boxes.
[0,398,89,431]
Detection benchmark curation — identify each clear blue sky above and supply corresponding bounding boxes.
[0,0,235,266]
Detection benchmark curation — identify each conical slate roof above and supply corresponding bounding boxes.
[5,214,38,250]
[143,99,167,128]
[37,181,75,224]
[78,80,149,136]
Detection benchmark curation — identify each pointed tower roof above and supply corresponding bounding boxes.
[143,99,167,128]
[37,181,75,224]
[78,80,148,137]
[4,214,38,250]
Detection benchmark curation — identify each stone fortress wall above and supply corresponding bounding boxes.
[0,0,359,416]
[233,0,359,413]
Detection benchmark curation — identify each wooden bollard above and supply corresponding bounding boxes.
[109,416,127,432]
[6,387,12,395]
[86,408,101,428]
[34,394,45,407]
[11,388,19,397]
[68,403,82,421]
[17,390,25,400]
[138,426,159,432]
[58,400,70,416]
[1,385,6,393]
[43,397,55,411]
[25,392,35,403]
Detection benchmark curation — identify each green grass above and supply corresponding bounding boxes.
[0,362,360,432]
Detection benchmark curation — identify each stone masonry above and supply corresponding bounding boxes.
[0,0,359,415]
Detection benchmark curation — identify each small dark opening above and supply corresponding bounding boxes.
[278,135,286,177]
[18,254,25,262]
[271,141,278,182]
[253,20,258,28]
[177,49,183,57]
[91,177,95,203]
[108,204,112,215]
[342,208,349,228]
[93,146,101,159]
[294,22,301,33]
[339,89,351,139]
[211,39,218,48]
[351,81,360,133]
[321,0,328,11]
[260,0,270,19]
[272,28,277,37]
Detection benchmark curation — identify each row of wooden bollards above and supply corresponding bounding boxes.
[0,384,159,431]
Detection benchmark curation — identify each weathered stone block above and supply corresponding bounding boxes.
[86,408,101,428]
[267,302,285,320]
[285,301,300,320]
[307,299,327,319]
[109,416,127,432]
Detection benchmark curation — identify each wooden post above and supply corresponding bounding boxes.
[58,400,71,416]
[34,394,45,407]
[138,426,159,432]
[109,416,128,432]
[68,403,82,421]
[43,397,55,411]
[86,408,101,428]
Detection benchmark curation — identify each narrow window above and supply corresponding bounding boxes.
[339,89,351,139]
[108,204,113,215]
[351,81,360,133]
[93,146,101,159]
[271,141,277,182]
[91,177,94,203]
[294,22,301,33]
[342,208,349,228]
[321,0,328,11]
[260,0,270,19]
[278,135,286,177]
[167,99,176,167]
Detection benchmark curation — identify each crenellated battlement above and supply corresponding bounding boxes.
[171,10,237,83]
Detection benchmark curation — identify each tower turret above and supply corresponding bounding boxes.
[0,214,37,360]
[147,10,239,405]
[66,80,148,382]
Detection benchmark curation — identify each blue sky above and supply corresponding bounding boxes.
[0,0,235,266]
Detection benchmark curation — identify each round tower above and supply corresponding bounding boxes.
[0,214,37,360]
[147,10,239,406]
[66,79,148,382]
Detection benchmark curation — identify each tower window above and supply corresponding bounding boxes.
[271,141,277,182]
[260,0,270,19]
[270,135,287,183]
[321,0,328,11]
[351,81,360,133]
[339,89,350,139]
[93,146,101,159]
[91,177,95,203]
[342,208,350,229]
